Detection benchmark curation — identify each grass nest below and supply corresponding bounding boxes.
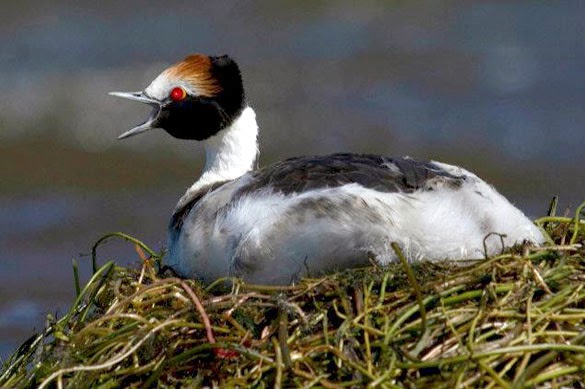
[2,200,585,388]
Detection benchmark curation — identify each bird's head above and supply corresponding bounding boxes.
[110,54,245,140]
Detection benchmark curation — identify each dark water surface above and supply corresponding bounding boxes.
[1,2,584,359]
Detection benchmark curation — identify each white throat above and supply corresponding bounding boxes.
[176,106,258,209]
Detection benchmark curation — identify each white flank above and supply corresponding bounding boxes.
[169,161,545,284]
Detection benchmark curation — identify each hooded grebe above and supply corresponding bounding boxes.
[110,54,544,285]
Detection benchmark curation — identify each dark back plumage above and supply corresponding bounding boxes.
[237,153,465,196]
[170,153,466,234]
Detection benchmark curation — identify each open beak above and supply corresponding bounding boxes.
[109,91,162,139]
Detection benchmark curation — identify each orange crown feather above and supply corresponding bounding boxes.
[164,54,223,97]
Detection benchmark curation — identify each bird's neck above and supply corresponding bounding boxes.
[202,106,258,181]
[176,106,258,209]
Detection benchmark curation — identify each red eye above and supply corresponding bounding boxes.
[170,87,187,102]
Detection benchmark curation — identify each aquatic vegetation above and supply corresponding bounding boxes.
[1,200,584,388]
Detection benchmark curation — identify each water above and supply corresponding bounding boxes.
[1,1,584,360]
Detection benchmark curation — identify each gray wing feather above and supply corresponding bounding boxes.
[237,153,466,196]
[170,153,466,232]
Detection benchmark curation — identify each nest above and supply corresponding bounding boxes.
[1,200,584,388]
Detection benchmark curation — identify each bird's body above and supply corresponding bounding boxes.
[111,54,545,285]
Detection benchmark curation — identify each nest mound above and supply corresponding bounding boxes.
[2,202,585,388]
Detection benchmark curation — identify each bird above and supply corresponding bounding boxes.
[110,53,545,285]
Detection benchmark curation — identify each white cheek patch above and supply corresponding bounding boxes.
[144,73,203,101]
